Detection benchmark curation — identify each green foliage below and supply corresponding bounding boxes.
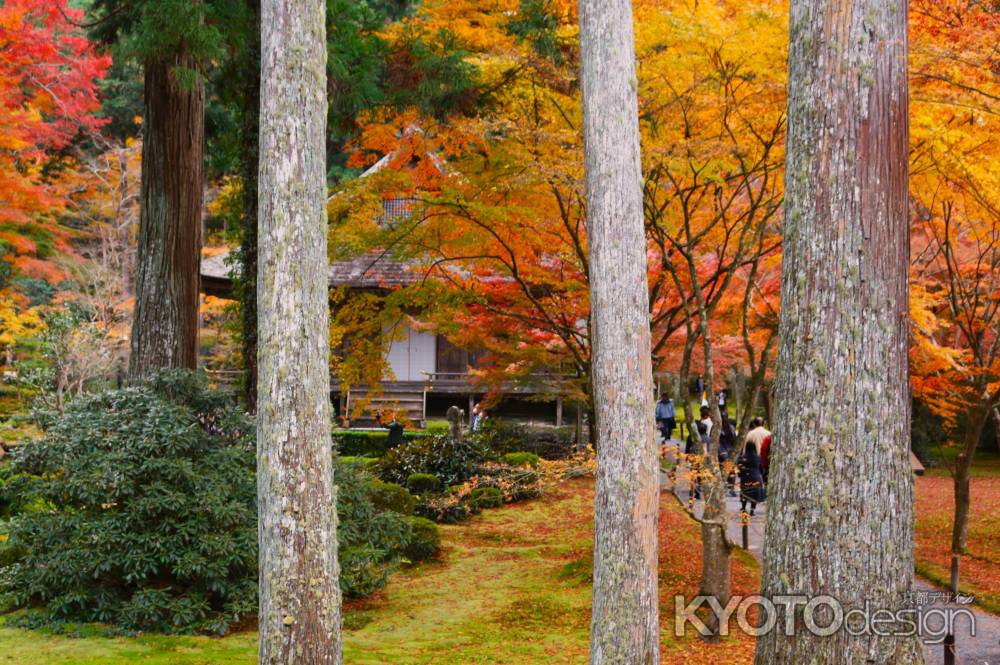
[475,420,577,460]
[403,516,440,562]
[16,303,117,412]
[12,278,57,307]
[501,452,540,469]
[406,473,442,494]
[338,456,381,472]
[0,372,420,633]
[0,371,257,635]
[470,487,503,510]
[505,0,567,64]
[333,458,413,599]
[88,1,236,67]
[912,398,948,465]
[370,480,416,516]
[325,0,483,180]
[333,429,431,457]
[379,434,488,487]
[425,419,450,434]
[0,464,13,520]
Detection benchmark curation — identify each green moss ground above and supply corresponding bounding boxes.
[0,478,762,664]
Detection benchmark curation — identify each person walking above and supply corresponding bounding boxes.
[470,403,486,432]
[744,417,773,483]
[718,416,737,496]
[738,441,766,515]
[699,405,713,438]
[655,393,676,441]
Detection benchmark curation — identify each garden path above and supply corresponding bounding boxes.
[661,439,1000,665]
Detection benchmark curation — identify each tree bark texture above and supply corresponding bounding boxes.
[755,0,922,663]
[129,54,204,380]
[240,0,261,413]
[951,403,990,552]
[258,1,340,663]
[578,1,660,662]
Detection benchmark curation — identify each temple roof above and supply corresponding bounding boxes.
[200,249,417,299]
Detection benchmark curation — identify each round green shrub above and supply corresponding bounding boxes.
[470,486,504,509]
[0,537,24,569]
[334,460,412,599]
[0,371,258,635]
[369,480,415,515]
[406,473,441,494]
[501,452,540,468]
[379,435,488,487]
[0,372,415,634]
[474,419,578,459]
[403,516,440,561]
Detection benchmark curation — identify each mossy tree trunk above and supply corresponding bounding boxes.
[755,0,922,662]
[239,0,261,413]
[578,0,660,662]
[128,53,204,380]
[258,1,340,663]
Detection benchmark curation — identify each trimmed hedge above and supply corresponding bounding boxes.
[403,516,440,561]
[379,435,488,487]
[501,451,540,468]
[406,473,441,494]
[333,429,432,458]
[474,420,577,460]
[370,480,416,515]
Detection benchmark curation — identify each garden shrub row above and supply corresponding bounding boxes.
[373,431,543,525]
[0,371,440,636]
[474,419,578,459]
[332,429,432,458]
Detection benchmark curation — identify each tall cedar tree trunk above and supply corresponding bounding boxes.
[755,0,923,662]
[128,54,204,380]
[257,1,340,663]
[240,0,261,413]
[578,1,660,662]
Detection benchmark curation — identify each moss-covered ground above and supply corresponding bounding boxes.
[0,478,760,664]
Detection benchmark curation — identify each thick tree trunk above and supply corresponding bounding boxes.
[257,1,340,664]
[128,54,204,380]
[240,0,261,413]
[579,1,660,662]
[755,0,922,662]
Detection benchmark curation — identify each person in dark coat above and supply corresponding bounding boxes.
[718,417,737,495]
[738,441,766,515]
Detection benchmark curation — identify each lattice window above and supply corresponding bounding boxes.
[378,197,413,225]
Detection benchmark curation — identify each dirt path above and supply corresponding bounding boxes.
[661,439,1000,664]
